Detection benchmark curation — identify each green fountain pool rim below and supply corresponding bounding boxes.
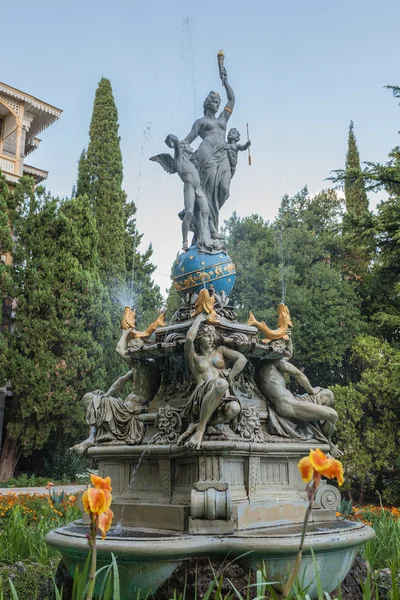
[46,519,375,560]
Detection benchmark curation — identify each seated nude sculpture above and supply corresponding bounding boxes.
[256,332,342,457]
[71,370,148,454]
[177,312,247,449]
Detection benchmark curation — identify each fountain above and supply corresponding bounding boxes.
[46,51,374,599]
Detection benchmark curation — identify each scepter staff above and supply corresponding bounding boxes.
[246,123,252,166]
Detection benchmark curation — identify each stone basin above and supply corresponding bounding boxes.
[46,518,374,599]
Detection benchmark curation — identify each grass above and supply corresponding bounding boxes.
[348,504,400,572]
[0,491,80,565]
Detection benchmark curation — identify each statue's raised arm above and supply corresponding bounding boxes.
[217,50,235,121]
[182,52,235,146]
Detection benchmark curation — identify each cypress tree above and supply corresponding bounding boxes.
[77,77,162,338]
[0,172,13,309]
[0,171,14,387]
[340,122,374,286]
[123,199,162,327]
[83,78,127,286]
[344,121,369,217]
[0,174,12,265]
[75,148,90,197]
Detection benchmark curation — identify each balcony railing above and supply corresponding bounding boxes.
[0,155,16,174]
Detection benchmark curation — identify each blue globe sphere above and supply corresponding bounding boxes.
[172,246,236,298]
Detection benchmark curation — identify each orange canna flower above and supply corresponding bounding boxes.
[69,495,76,502]
[298,456,314,483]
[82,487,112,516]
[298,448,344,487]
[321,458,344,487]
[90,474,112,492]
[98,508,114,539]
[46,482,54,490]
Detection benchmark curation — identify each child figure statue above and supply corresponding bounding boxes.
[225,128,251,177]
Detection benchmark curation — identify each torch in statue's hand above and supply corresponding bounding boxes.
[217,50,227,85]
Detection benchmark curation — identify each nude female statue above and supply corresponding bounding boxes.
[183,65,235,238]
[177,313,247,449]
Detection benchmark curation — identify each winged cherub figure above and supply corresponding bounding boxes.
[150,134,212,251]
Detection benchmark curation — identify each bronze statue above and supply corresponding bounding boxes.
[71,370,148,454]
[256,334,342,457]
[182,72,235,238]
[177,313,247,449]
[151,52,250,251]
[150,135,212,251]
[225,128,251,177]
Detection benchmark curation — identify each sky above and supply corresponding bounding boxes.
[2,0,399,295]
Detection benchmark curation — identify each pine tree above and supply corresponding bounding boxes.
[344,121,369,217]
[0,187,110,480]
[83,77,127,286]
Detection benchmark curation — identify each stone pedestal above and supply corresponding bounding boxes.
[88,441,336,534]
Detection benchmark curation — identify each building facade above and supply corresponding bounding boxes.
[0,81,62,187]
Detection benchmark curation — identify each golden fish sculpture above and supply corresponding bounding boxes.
[121,307,165,339]
[121,306,137,330]
[247,303,292,343]
[191,288,219,322]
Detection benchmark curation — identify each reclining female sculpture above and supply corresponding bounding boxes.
[70,370,148,454]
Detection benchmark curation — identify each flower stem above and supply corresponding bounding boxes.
[282,479,317,598]
[86,516,97,600]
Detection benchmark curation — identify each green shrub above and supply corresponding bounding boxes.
[362,508,400,572]
[7,474,43,488]
[0,563,54,600]
[7,474,51,488]
[41,449,90,483]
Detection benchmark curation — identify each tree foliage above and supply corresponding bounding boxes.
[344,121,369,218]
[331,87,400,346]
[225,188,362,386]
[363,195,400,345]
[76,77,162,385]
[1,184,110,470]
[78,77,162,315]
[80,77,127,286]
[332,335,400,500]
[0,171,14,385]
